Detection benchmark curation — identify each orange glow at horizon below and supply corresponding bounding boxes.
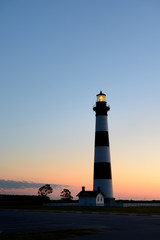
[1,123,160,200]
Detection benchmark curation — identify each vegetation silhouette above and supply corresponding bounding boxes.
[38,184,53,197]
[60,189,73,201]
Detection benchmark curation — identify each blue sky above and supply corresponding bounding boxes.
[1,0,160,199]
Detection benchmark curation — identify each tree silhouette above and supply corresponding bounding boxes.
[38,184,53,197]
[60,189,73,201]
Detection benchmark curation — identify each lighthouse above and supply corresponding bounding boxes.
[93,91,113,202]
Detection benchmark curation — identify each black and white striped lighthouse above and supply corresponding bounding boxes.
[93,91,113,202]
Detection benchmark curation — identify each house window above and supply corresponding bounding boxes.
[97,197,99,202]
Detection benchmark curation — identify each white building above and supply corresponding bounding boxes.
[77,186,104,206]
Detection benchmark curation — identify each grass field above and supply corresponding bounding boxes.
[1,205,160,214]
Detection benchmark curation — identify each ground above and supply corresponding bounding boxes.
[1,208,160,239]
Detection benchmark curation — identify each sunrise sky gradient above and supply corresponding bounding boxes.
[1,0,160,199]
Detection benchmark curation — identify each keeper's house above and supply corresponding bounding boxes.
[77,186,104,206]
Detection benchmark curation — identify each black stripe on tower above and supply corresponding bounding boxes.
[93,102,110,116]
[94,162,112,179]
[95,131,109,146]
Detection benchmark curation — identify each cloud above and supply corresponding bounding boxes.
[0,179,68,190]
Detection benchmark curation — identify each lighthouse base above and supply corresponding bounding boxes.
[104,198,115,206]
[93,179,113,198]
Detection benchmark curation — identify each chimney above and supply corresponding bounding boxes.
[82,186,85,191]
[97,186,101,192]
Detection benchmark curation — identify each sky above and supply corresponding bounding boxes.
[0,0,160,200]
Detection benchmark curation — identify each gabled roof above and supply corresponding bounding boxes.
[77,190,104,198]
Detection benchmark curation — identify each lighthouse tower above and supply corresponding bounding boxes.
[93,91,113,202]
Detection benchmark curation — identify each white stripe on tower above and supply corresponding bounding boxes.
[96,116,108,131]
[93,91,113,201]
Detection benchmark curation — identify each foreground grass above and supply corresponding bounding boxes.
[0,229,100,240]
[45,206,160,215]
[1,205,160,214]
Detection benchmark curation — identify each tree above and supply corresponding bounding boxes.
[60,188,73,201]
[38,184,53,197]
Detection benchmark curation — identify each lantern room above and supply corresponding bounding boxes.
[96,91,106,102]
